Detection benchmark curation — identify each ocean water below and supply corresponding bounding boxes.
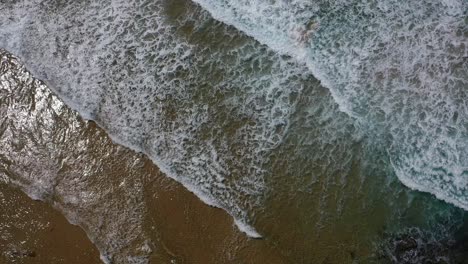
[192,0,468,210]
[0,0,467,263]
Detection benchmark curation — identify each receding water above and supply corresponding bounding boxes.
[0,0,467,263]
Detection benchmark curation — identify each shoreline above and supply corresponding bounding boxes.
[0,183,102,263]
[0,50,286,263]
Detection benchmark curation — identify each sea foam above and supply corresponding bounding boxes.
[191,0,468,210]
[0,0,467,259]
[0,0,310,239]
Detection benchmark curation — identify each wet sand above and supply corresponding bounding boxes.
[0,50,287,263]
[1,147,287,264]
[0,183,101,264]
[78,122,289,263]
[140,160,287,263]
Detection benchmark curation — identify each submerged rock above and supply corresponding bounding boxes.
[378,225,468,264]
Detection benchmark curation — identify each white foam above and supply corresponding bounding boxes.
[234,218,262,239]
[0,0,310,243]
[190,0,468,210]
[1,0,467,261]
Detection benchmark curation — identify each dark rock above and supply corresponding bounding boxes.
[395,237,418,253]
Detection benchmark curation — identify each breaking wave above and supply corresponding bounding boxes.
[191,0,468,209]
[0,0,466,248]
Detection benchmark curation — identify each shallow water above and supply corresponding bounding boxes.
[0,0,467,263]
[0,183,101,263]
[0,50,288,263]
[192,0,468,210]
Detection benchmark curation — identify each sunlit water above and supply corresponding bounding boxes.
[0,0,467,263]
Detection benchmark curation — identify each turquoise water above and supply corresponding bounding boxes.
[0,0,467,263]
